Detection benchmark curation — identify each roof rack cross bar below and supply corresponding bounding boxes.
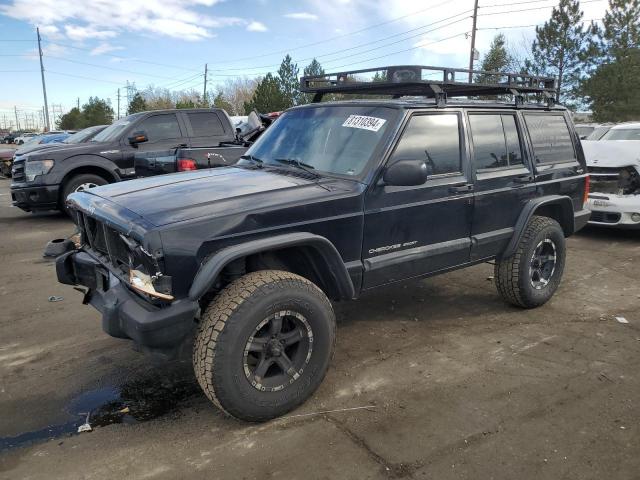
[429,84,447,108]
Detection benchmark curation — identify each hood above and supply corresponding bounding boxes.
[26,141,111,160]
[82,167,355,227]
[583,140,640,169]
[15,142,69,157]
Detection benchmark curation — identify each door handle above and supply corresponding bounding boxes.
[513,174,534,184]
[449,184,474,194]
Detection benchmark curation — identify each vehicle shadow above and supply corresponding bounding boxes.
[575,225,640,242]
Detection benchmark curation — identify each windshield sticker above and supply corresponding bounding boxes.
[342,115,386,132]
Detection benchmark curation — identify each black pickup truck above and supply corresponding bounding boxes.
[55,65,590,422]
[133,112,273,177]
[11,108,240,213]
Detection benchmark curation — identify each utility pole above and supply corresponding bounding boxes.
[37,27,51,132]
[117,88,121,119]
[468,0,479,82]
[203,63,208,105]
[77,97,80,110]
[14,106,20,131]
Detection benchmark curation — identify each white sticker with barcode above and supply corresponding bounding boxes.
[342,115,386,132]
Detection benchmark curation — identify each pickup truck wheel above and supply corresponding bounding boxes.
[495,215,566,308]
[61,174,108,213]
[193,270,336,422]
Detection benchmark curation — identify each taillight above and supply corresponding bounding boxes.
[177,158,197,171]
[583,175,590,206]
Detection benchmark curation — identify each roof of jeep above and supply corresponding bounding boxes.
[291,98,567,111]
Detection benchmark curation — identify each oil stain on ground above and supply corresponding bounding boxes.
[0,364,201,452]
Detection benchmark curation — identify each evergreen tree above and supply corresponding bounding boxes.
[81,97,114,127]
[56,107,84,130]
[302,58,325,104]
[580,0,640,121]
[127,92,147,114]
[529,0,592,105]
[277,54,301,108]
[244,73,289,113]
[213,91,234,113]
[474,34,514,95]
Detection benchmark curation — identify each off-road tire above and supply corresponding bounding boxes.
[193,270,336,422]
[61,173,108,214]
[495,215,566,308]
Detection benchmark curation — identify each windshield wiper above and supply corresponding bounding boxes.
[274,158,319,177]
[239,154,264,168]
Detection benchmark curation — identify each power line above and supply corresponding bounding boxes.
[477,17,603,30]
[478,0,605,16]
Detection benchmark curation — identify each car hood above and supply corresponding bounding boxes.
[583,140,640,169]
[81,167,357,227]
[25,141,111,160]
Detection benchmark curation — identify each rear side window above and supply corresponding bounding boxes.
[524,114,576,164]
[391,114,461,175]
[468,114,524,169]
[187,112,225,137]
[137,114,182,142]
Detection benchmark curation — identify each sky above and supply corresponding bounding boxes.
[0,0,610,130]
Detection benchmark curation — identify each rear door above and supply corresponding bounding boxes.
[362,110,474,289]
[184,111,233,148]
[467,110,537,259]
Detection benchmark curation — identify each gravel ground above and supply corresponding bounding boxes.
[0,178,638,480]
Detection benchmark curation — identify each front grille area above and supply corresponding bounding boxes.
[588,166,624,194]
[590,211,621,224]
[75,210,132,272]
[11,158,25,183]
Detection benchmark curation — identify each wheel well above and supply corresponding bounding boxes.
[59,167,117,203]
[216,246,343,301]
[533,202,574,236]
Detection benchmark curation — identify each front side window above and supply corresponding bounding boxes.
[469,114,524,170]
[524,114,576,164]
[390,113,461,175]
[245,106,399,176]
[137,114,182,142]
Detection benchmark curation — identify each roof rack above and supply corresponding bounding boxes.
[300,65,557,108]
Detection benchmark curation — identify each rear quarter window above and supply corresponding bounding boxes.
[523,113,576,164]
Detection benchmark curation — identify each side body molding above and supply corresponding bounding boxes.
[501,195,575,259]
[188,232,356,301]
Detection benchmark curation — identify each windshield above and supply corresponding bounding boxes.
[65,125,104,144]
[602,128,640,141]
[91,115,139,143]
[585,126,610,140]
[243,105,398,177]
[23,135,44,146]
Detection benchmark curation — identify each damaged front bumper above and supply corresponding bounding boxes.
[587,194,640,229]
[56,250,200,352]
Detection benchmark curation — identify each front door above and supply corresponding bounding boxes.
[362,111,474,289]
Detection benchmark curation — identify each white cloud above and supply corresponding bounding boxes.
[90,42,125,56]
[0,0,245,42]
[284,12,319,21]
[247,21,268,32]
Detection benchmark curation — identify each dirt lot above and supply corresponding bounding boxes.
[0,178,638,480]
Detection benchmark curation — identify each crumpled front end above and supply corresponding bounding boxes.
[587,164,640,229]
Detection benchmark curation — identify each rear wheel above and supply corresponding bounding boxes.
[60,173,108,213]
[193,270,336,422]
[495,215,566,308]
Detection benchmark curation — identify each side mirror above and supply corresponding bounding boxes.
[128,131,148,145]
[382,159,429,186]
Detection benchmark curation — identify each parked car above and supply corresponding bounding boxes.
[13,132,38,145]
[54,65,590,422]
[0,149,13,177]
[134,111,274,177]
[2,132,17,144]
[11,109,238,214]
[574,123,597,139]
[583,122,640,228]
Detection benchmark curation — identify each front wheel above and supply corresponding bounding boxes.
[194,270,336,422]
[495,215,566,308]
[60,173,108,214]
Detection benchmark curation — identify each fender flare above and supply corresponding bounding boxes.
[501,195,575,258]
[188,232,355,301]
[58,155,121,183]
